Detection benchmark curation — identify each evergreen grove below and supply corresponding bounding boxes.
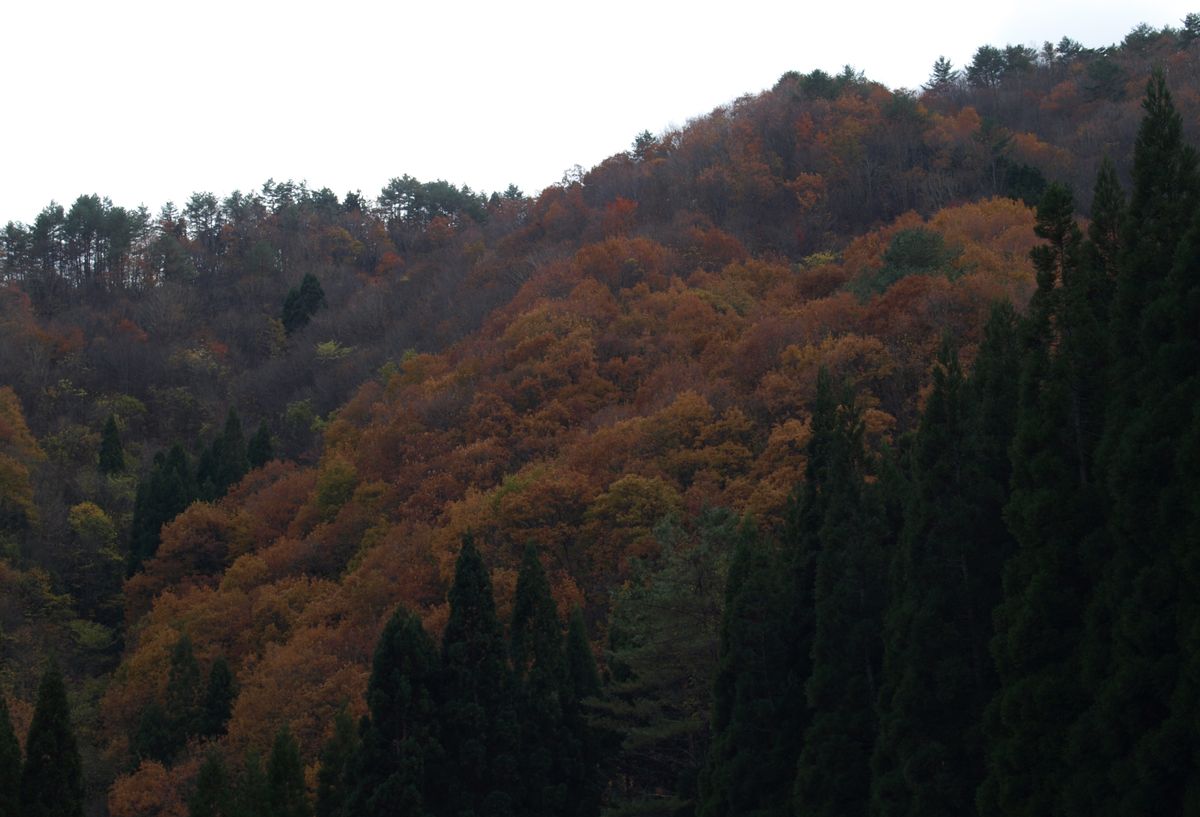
[698,69,1200,817]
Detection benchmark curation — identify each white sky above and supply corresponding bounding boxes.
[0,0,1190,225]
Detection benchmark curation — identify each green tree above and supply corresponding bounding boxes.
[345,607,442,817]
[198,409,249,500]
[979,183,1110,817]
[966,45,1006,88]
[20,663,83,817]
[871,331,1017,817]
[201,656,237,738]
[0,693,19,817]
[282,274,327,334]
[793,373,888,817]
[268,726,311,817]
[190,751,234,817]
[510,545,583,817]
[165,634,203,755]
[699,525,794,817]
[316,708,359,817]
[438,535,518,817]
[98,414,124,474]
[132,700,173,764]
[233,751,270,817]
[925,57,958,91]
[247,423,273,470]
[565,608,600,702]
[1071,69,1200,817]
[563,607,602,817]
[594,510,734,817]
[129,444,197,575]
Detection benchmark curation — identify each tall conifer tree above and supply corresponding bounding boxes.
[345,607,442,817]
[699,527,792,817]
[0,693,19,817]
[98,414,124,474]
[979,183,1110,817]
[20,663,83,817]
[1076,69,1200,816]
[510,545,580,817]
[793,374,887,817]
[439,535,518,817]
[268,726,311,817]
[872,331,1017,817]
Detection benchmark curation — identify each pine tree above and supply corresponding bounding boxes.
[268,726,311,817]
[282,274,326,334]
[247,423,273,470]
[216,409,249,494]
[132,700,173,763]
[0,693,19,817]
[190,751,234,817]
[316,708,359,817]
[565,608,599,702]
[166,634,203,754]
[233,750,270,817]
[979,184,1110,817]
[345,607,442,817]
[129,444,197,575]
[793,375,887,817]
[563,608,602,817]
[592,509,734,817]
[20,663,83,817]
[98,414,124,474]
[438,535,518,817]
[699,527,793,817]
[201,656,237,738]
[510,545,582,817]
[871,335,1016,817]
[198,410,250,500]
[1073,69,1200,816]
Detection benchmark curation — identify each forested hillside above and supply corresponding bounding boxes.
[1,19,1198,817]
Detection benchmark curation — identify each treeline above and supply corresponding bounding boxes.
[696,70,1200,817]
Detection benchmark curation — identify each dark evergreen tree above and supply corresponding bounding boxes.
[198,409,250,500]
[216,409,249,494]
[166,634,203,753]
[282,273,326,334]
[20,663,83,817]
[190,751,234,817]
[509,544,580,817]
[793,374,887,817]
[0,693,19,817]
[565,608,600,702]
[699,526,793,817]
[233,751,270,817]
[1072,69,1200,817]
[129,444,197,575]
[979,183,1110,817]
[316,708,359,817]
[592,509,734,817]
[268,726,311,817]
[563,607,602,817]
[98,414,124,474]
[201,656,237,738]
[345,607,442,817]
[871,332,1016,817]
[438,535,518,817]
[132,700,173,764]
[247,422,274,469]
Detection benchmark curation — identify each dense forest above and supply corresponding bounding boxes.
[1,18,1198,817]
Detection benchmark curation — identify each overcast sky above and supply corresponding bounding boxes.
[0,0,1190,225]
